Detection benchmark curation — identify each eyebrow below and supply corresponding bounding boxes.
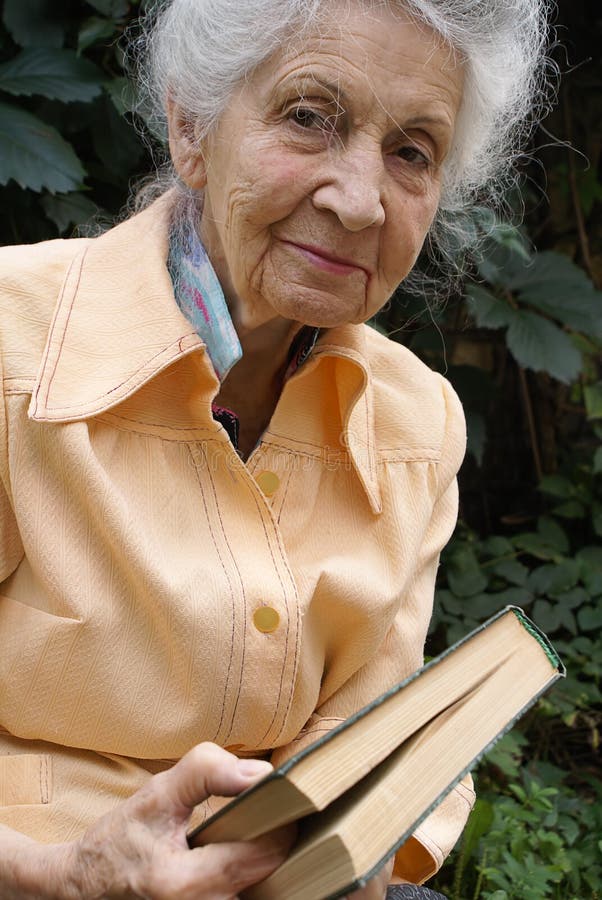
[402,114,453,132]
[287,75,348,105]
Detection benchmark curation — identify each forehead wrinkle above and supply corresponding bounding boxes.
[365,66,460,142]
[337,16,463,111]
[313,15,454,75]
[339,20,463,153]
[283,27,461,108]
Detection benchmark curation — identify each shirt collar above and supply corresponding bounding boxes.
[29,194,207,424]
[29,195,381,513]
[275,327,382,514]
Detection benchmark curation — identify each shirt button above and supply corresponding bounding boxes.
[253,606,280,634]
[256,471,280,497]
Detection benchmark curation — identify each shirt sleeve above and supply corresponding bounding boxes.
[0,348,24,584]
[271,375,475,883]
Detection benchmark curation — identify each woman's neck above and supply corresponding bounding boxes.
[214,317,303,460]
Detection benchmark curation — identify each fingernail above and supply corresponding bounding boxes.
[237,758,273,779]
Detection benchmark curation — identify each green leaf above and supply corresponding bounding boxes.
[528,561,579,596]
[577,605,602,631]
[569,635,596,655]
[538,474,573,499]
[489,586,533,607]
[555,587,590,610]
[467,592,508,618]
[482,536,514,557]
[475,231,533,286]
[476,254,503,285]
[584,382,602,420]
[0,102,86,193]
[582,570,602,599]
[436,589,467,616]
[78,17,118,54]
[557,606,577,634]
[491,559,529,586]
[91,95,144,177]
[537,516,569,554]
[447,547,488,597]
[512,252,602,338]
[552,500,586,519]
[559,814,580,846]
[2,0,65,48]
[577,545,602,573]
[488,223,532,261]
[505,310,582,383]
[532,599,562,633]
[513,532,562,562]
[547,560,580,595]
[593,447,602,475]
[104,76,138,116]
[461,799,495,857]
[485,730,529,777]
[466,284,515,330]
[0,49,104,103]
[86,0,130,15]
[41,192,98,233]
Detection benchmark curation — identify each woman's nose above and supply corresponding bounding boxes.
[311,148,386,232]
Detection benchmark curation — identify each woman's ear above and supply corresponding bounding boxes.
[166,97,207,190]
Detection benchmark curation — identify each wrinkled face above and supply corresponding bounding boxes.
[172,2,464,331]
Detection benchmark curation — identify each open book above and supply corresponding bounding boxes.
[188,607,564,900]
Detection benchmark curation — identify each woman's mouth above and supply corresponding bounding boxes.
[280,240,370,278]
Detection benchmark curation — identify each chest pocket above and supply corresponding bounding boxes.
[0,754,52,806]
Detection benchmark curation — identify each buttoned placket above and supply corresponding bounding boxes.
[186,431,302,750]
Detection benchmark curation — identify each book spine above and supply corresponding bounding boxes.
[510,607,565,674]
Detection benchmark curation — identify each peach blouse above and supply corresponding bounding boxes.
[0,198,474,882]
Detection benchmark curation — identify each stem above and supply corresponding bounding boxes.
[519,367,543,482]
[499,288,544,482]
[479,550,526,569]
[473,848,486,900]
[562,91,599,288]
[451,839,467,900]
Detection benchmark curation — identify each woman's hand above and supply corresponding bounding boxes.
[48,742,294,900]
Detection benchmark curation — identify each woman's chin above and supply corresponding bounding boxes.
[261,286,369,329]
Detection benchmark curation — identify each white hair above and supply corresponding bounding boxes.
[132,0,555,289]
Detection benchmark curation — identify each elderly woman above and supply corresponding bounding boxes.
[0,0,549,897]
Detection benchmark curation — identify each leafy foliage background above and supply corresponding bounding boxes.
[0,1,600,897]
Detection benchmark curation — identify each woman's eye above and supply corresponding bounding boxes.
[397,145,431,167]
[290,107,326,130]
